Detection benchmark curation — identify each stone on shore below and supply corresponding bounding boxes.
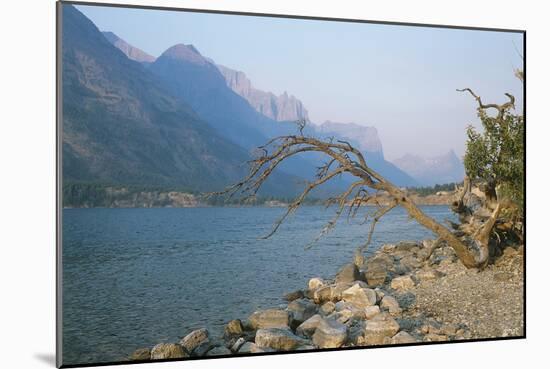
[296,344,317,351]
[367,251,394,270]
[364,305,381,319]
[284,290,304,302]
[334,281,368,298]
[416,239,434,261]
[335,263,361,284]
[313,281,370,304]
[238,342,274,353]
[341,283,377,308]
[363,261,388,287]
[206,346,232,356]
[363,316,400,345]
[400,255,423,271]
[390,275,415,290]
[247,309,290,329]
[328,310,353,325]
[303,288,315,300]
[129,348,151,361]
[420,322,441,335]
[224,319,244,337]
[288,298,317,326]
[336,301,369,317]
[255,328,308,351]
[180,328,209,353]
[150,343,188,360]
[296,314,323,337]
[319,301,336,316]
[415,269,444,282]
[423,333,448,342]
[374,288,385,302]
[313,285,334,304]
[395,241,420,252]
[230,337,247,352]
[440,323,458,336]
[329,302,366,324]
[312,318,348,348]
[380,296,402,315]
[192,340,213,357]
[308,277,326,290]
[391,331,417,344]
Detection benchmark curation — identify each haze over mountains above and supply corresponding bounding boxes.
[63,6,243,190]
[149,43,276,151]
[101,31,156,64]
[64,5,462,198]
[393,150,465,186]
[62,5,298,196]
[317,121,383,155]
[216,64,309,122]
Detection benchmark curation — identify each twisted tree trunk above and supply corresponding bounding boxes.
[210,133,501,270]
[361,176,498,269]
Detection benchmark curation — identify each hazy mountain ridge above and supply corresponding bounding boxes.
[102,31,156,63]
[316,121,384,155]
[147,42,347,191]
[312,121,417,186]
[149,43,271,150]
[69,7,419,193]
[59,11,323,199]
[216,64,309,122]
[392,150,465,186]
[62,5,301,196]
[148,42,418,186]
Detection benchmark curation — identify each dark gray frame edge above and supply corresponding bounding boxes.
[59,0,525,33]
[55,1,527,367]
[56,1,64,368]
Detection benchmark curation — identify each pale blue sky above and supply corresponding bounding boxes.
[75,4,524,160]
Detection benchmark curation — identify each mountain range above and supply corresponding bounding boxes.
[393,151,465,186]
[216,64,309,122]
[101,31,156,64]
[316,121,383,154]
[103,31,418,185]
[62,5,298,195]
[63,5,461,200]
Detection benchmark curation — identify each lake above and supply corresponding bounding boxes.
[62,205,456,365]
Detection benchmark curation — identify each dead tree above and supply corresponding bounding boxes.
[210,125,508,269]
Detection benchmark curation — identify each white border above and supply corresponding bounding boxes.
[1,1,547,368]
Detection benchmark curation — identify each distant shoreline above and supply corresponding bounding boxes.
[62,184,457,209]
[62,202,453,210]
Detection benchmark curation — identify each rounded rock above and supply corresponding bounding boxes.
[312,318,348,348]
[150,343,188,360]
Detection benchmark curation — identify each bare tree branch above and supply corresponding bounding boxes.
[211,131,502,269]
[457,88,515,119]
[356,199,398,255]
[262,165,347,239]
[305,180,366,249]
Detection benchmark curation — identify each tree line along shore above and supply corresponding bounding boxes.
[62,183,458,208]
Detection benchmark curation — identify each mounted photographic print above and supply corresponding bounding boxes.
[57,1,525,367]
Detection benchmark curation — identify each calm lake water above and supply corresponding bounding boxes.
[62,205,456,365]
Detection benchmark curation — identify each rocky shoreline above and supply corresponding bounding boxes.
[127,238,524,361]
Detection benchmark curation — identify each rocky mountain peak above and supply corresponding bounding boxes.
[216,64,309,122]
[160,43,208,65]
